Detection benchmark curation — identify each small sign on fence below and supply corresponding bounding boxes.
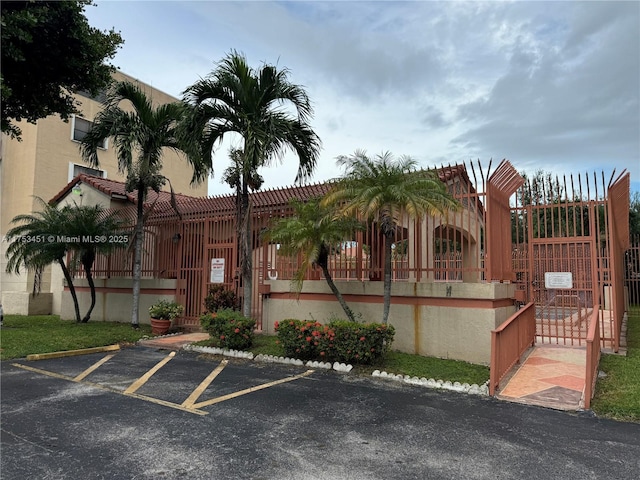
[544,272,573,289]
[210,258,225,284]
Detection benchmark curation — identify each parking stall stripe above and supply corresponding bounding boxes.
[73,354,116,382]
[192,369,315,409]
[123,351,176,395]
[10,362,209,416]
[181,359,228,408]
[11,363,73,382]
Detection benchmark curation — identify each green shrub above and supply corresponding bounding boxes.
[274,318,395,364]
[200,308,255,350]
[203,285,238,313]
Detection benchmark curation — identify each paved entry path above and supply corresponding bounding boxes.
[497,345,586,410]
[137,332,210,350]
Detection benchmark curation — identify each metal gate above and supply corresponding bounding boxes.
[512,171,630,351]
[532,238,596,346]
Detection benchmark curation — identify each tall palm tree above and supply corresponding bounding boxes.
[5,198,82,323]
[222,147,263,285]
[266,198,363,322]
[64,204,127,322]
[324,151,461,324]
[183,51,321,318]
[80,81,208,328]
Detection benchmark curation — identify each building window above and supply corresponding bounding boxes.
[68,163,106,181]
[71,116,107,149]
[76,88,108,104]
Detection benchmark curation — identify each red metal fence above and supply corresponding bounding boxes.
[167,160,506,329]
[75,162,631,342]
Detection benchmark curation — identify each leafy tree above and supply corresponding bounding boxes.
[324,151,460,324]
[4,198,82,323]
[1,0,123,139]
[630,191,640,239]
[80,81,208,328]
[266,198,363,322]
[183,51,321,318]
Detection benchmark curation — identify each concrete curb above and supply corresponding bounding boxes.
[26,344,121,361]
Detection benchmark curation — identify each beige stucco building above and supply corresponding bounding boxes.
[0,71,208,315]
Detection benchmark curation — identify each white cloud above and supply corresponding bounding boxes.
[85,0,639,194]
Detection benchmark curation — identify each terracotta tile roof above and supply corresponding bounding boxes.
[140,182,330,222]
[50,164,473,222]
[49,174,195,206]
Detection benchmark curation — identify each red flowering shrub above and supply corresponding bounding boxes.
[275,319,323,360]
[200,308,255,350]
[275,319,395,364]
[326,320,395,364]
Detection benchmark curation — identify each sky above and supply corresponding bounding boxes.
[84,0,640,197]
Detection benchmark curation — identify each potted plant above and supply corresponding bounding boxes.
[149,299,184,335]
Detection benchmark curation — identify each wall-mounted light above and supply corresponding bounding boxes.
[172,233,181,244]
[72,184,83,196]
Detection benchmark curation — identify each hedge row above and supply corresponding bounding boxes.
[275,319,395,365]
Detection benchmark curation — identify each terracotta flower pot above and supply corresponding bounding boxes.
[150,317,172,335]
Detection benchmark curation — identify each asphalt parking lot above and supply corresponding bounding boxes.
[2,346,639,480]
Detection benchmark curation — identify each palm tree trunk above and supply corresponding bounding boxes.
[382,232,393,324]
[58,258,81,323]
[131,187,145,328]
[240,187,252,318]
[81,250,96,323]
[319,263,355,322]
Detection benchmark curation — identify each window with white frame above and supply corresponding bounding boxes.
[68,163,106,181]
[71,116,107,149]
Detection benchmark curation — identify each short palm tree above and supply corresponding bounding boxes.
[80,81,208,328]
[64,204,127,322]
[183,51,321,318]
[266,198,363,322]
[324,151,461,324]
[4,198,82,322]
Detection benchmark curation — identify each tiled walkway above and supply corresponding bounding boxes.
[497,345,586,410]
[138,332,210,350]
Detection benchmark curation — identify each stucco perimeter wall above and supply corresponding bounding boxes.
[262,281,516,365]
[59,278,177,323]
[1,291,53,315]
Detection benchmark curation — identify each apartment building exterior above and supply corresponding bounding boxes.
[0,71,208,315]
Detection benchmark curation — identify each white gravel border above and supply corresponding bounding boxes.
[183,344,488,396]
[372,370,490,396]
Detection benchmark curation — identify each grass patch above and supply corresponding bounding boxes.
[248,334,283,356]
[355,350,489,385]
[591,305,640,422]
[0,315,152,360]
[195,333,489,385]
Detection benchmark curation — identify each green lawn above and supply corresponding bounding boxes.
[591,305,640,422]
[0,315,151,360]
